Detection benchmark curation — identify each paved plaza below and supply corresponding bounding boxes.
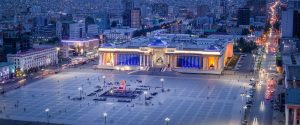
[0,71,249,125]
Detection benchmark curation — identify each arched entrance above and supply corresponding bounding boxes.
[152,48,166,67]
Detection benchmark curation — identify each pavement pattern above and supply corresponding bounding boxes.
[0,71,250,125]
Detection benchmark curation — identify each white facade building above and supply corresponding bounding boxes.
[87,24,99,37]
[69,21,86,39]
[103,28,137,42]
[7,47,58,72]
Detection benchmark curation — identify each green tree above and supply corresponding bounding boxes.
[241,28,250,35]
[85,16,95,25]
[111,21,118,28]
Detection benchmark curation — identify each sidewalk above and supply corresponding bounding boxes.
[272,108,285,125]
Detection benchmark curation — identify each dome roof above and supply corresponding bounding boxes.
[100,43,114,48]
[148,39,167,47]
[205,45,219,51]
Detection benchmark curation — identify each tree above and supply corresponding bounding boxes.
[85,16,95,25]
[274,21,280,31]
[241,28,250,35]
[111,21,118,28]
[234,38,257,53]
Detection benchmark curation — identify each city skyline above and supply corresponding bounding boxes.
[0,0,297,125]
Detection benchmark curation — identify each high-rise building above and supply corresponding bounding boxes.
[178,6,188,17]
[294,10,300,38]
[246,0,266,17]
[122,0,134,11]
[122,0,134,27]
[152,3,169,17]
[197,5,210,17]
[281,8,300,38]
[237,8,250,26]
[130,8,141,28]
[2,30,32,61]
[87,24,99,37]
[56,20,86,40]
[96,11,110,32]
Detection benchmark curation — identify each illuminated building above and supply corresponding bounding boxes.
[98,34,233,74]
[0,62,15,82]
[7,47,58,72]
[130,8,141,28]
[284,65,300,125]
[61,38,99,58]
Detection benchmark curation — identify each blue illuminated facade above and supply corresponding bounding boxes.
[176,55,203,68]
[117,54,140,66]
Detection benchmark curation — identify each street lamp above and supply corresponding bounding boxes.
[165,117,170,125]
[45,108,50,123]
[78,87,82,99]
[103,112,107,125]
[0,86,3,94]
[102,75,106,87]
[160,78,164,91]
[293,76,296,86]
[56,47,60,64]
[144,91,148,104]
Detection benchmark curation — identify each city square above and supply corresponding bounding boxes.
[0,70,249,125]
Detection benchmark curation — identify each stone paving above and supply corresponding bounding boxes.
[0,71,249,125]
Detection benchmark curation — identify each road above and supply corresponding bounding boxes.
[248,34,278,125]
[247,0,280,124]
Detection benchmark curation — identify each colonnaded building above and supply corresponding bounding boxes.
[97,34,234,74]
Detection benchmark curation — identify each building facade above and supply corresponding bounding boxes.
[130,8,141,28]
[152,3,169,17]
[7,47,58,72]
[98,35,233,74]
[61,38,99,58]
[0,62,15,82]
[284,65,300,125]
[237,8,250,26]
[2,30,32,61]
[57,20,86,40]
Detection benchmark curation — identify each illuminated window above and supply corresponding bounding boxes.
[208,57,215,68]
[104,53,114,65]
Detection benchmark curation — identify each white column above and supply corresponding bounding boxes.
[140,55,142,66]
[214,56,218,70]
[146,55,149,66]
[286,105,289,125]
[144,55,146,66]
[101,53,103,65]
[294,108,297,125]
[203,56,207,70]
[151,56,154,67]
[99,53,102,65]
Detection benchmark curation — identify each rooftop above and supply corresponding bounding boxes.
[7,47,55,57]
[286,88,300,105]
[0,62,14,67]
[61,38,99,43]
[286,65,300,81]
[103,34,233,52]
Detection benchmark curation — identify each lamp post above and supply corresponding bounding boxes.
[103,112,107,125]
[56,47,60,64]
[102,75,106,87]
[78,87,82,99]
[165,117,170,125]
[160,78,164,92]
[0,86,3,94]
[144,91,148,104]
[45,108,50,124]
